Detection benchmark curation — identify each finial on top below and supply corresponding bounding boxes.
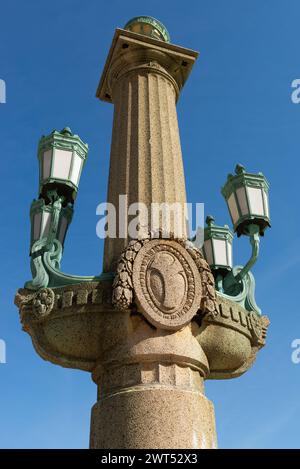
[124,16,170,43]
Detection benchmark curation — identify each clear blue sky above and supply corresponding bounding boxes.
[1,0,300,449]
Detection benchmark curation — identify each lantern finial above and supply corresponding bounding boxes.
[61,127,73,136]
[124,16,171,43]
[235,163,246,175]
[206,215,215,226]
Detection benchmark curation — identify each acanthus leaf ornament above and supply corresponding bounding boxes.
[32,288,55,319]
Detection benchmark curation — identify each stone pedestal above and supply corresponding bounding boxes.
[90,372,216,449]
[15,265,269,448]
[90,320,216,449]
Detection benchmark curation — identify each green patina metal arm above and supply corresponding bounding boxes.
[25,191,111,291]
[234,225,260,283]
[223,224,260,293]
[217,224,261,315]
[216,267,261,315]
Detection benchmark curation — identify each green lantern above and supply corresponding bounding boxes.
[203,215,233,273]
[37,127,88,204]
[124,16,170,43]
[30,198,73,249]
[221,164,270,237]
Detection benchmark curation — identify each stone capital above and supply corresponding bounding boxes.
[96,28,199,103]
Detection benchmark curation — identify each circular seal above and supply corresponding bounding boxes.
[132,239,201,330]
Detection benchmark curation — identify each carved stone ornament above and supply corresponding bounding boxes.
[15,287,55,324]
[112,238,147,310]
[112,232,219,330]
[132,239,201,329]
[248,311,270,346]
[32,288,55,319]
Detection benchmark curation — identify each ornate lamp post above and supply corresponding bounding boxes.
[222,163,270,237]
[15,17,270,449]
[202,164,271,314]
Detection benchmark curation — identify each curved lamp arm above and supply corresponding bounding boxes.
[26,190,111,290]
[235,224,260,282]
[46,195,63,249]
[223,224,260,294]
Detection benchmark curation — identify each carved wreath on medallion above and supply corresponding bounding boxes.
[112,233,218,330]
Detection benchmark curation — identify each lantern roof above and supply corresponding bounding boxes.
[38,127,89,159]
[204,215,234,242]
[221,164,269,200]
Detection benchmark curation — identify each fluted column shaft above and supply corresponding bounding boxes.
[103,63,188,272]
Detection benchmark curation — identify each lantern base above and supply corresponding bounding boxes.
[40,181,76,206]
[235,217,271,237]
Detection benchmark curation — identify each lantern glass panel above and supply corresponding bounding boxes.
[236,186,248,216]
[213,239,228,266]
[41,211,51,238]
[70,153,82,186]
[228,193,239,225]
[42,149,52,180]
[227,240,233,268]
[52,149,72,180]
[58,217,68,245]
[248,187,264,216]
[33,212,42,241]
[263,190,269,218]
[203,239,213,266]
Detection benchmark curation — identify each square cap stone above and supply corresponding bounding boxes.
[96,28,199,103]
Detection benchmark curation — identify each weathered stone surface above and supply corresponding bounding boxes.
[15,281,126,371]
[15,280,269,378]
[195,294,269,379]
[90,386,216,449]
[90,318,216,449]
[15,275,269,447]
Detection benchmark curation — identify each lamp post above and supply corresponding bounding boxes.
[25,127,102,290]
[203,216,233,292]
[203,215,233,273]
[15,17,270,449]
[38,127,88,204]
[202,164,271,314]
[222,163,270,237]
